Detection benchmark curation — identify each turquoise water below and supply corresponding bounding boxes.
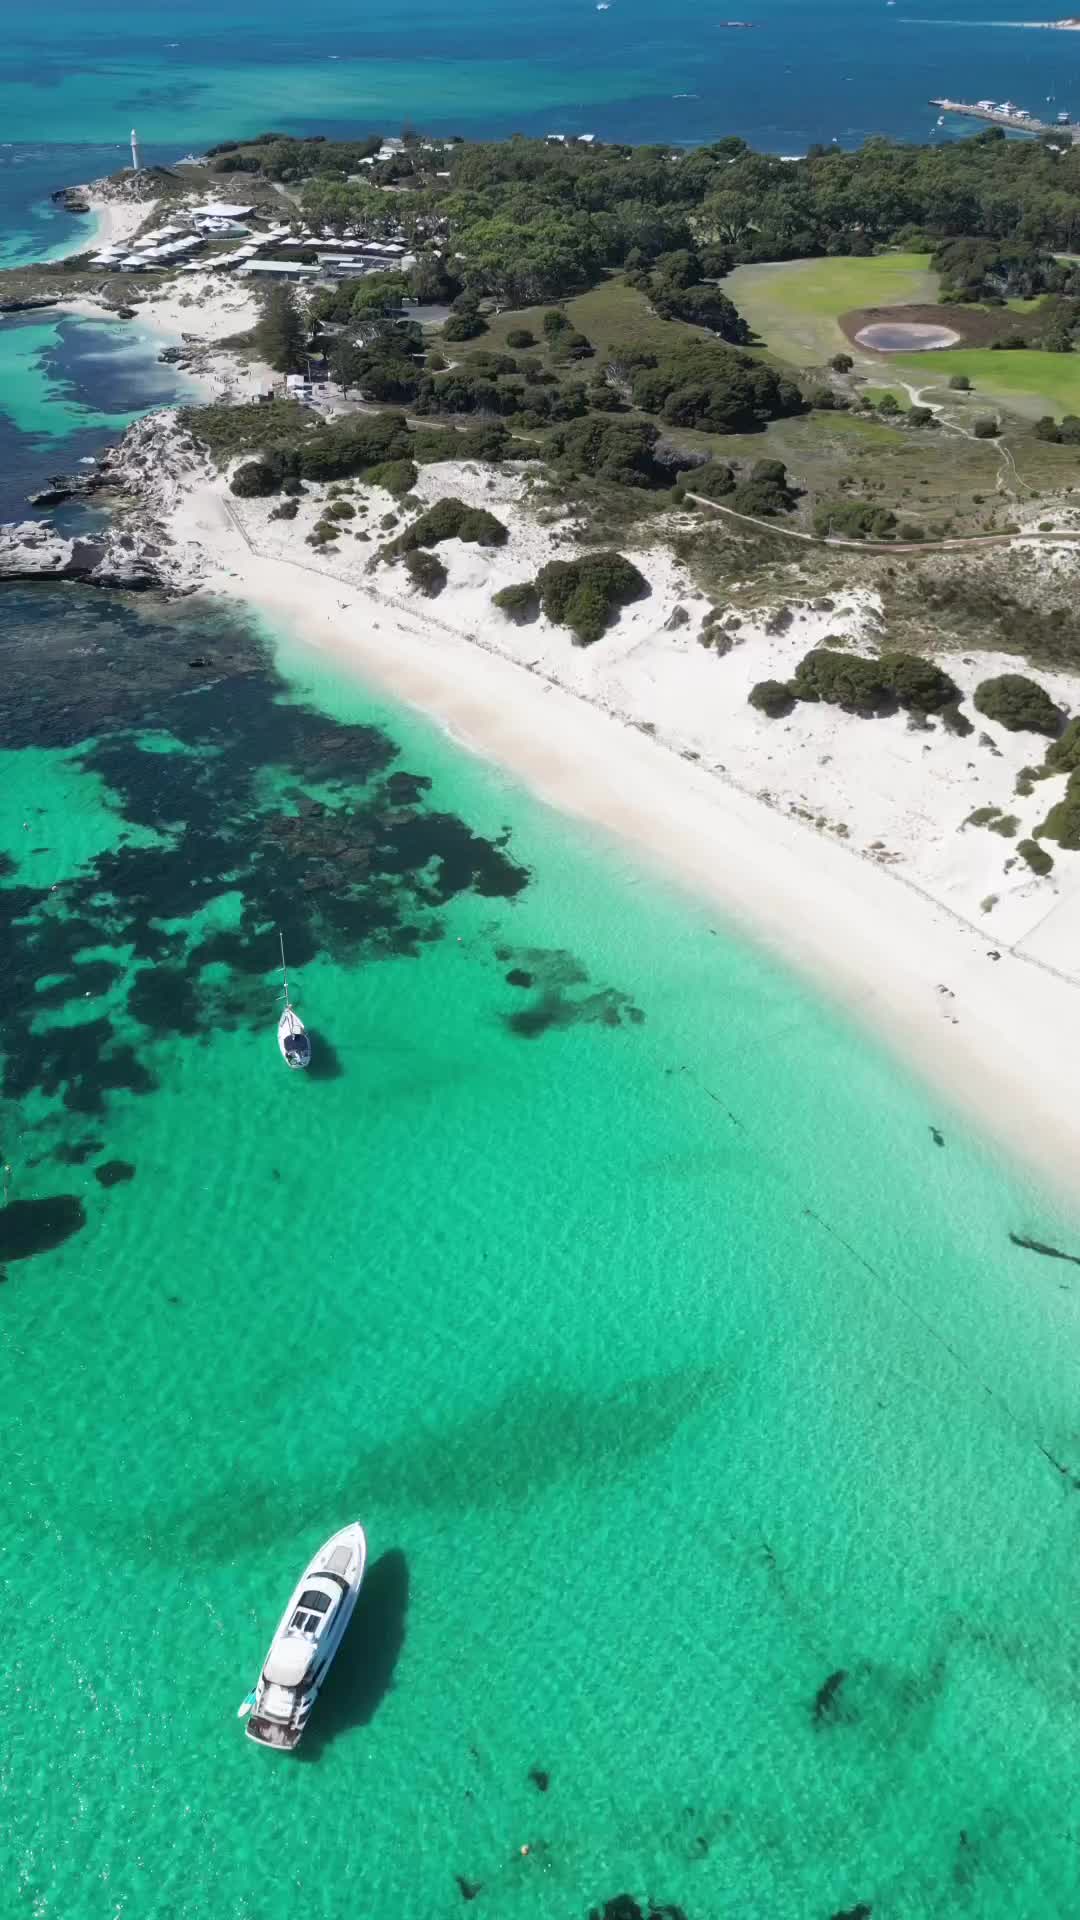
[3,573,1080,1917]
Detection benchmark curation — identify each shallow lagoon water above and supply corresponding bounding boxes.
[3,573,1080,1918]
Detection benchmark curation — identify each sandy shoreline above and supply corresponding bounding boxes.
[159,472,1080,1202]
[28,264,1080,1198]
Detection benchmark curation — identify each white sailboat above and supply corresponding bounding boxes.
[239,1522,367,1750]
[277,932,311,1070]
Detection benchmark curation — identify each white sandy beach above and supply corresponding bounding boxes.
[33,256,1080,1191]
[51,192,149,261]
[153,448,1080,1199]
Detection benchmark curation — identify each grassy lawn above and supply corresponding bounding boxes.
[481,275,710,366]
[894,348,1080,420]
[725,254,939,365]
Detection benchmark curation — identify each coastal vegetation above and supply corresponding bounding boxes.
[495,552,650,645]
[381,498,509,560]
[973,672,1061,735]
[754,646,962,719]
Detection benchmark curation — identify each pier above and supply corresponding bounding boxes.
[930,98,1080,143]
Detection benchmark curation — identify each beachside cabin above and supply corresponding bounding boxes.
[237,258,319,281]
[189,200,256,222]
[192,216,252,236]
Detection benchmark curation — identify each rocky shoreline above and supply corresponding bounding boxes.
[0,411,213,595]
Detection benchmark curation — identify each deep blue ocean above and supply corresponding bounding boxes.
[4,0,1080,171]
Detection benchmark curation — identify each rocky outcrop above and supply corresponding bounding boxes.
[0,520,164,591]
[3,410,214,596]
[28,471,109,507]
[0,295,61,315]
[51,186,91,213]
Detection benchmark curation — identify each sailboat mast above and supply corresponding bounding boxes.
[280,930,291,1010]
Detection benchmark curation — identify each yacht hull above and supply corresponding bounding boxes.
[245,1522,367,1750]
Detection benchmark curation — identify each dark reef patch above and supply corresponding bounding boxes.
[497,947,644,1040]
[812,1668,850,1726]
[589,1901,688,1920]
[53,1137,104,1165]
[506,986,644,1040]
[0,1194,86,1261]
[94,1159,135,1188]
[0,587,533,1122]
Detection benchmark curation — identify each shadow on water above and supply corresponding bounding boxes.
[300,1548,409,1760]
[304,1031,345,1081]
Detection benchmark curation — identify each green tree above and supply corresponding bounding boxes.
[329,334,366,394]
[256,285,307,374]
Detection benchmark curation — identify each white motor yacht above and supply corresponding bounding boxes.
[240,1522,367,1750]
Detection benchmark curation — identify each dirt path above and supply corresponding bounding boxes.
[685,491,1078,555]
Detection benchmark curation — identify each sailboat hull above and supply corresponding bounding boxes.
[277,1007,311,1070]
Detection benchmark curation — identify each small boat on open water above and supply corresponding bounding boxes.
[276,932,311,1070]
[239,1522,367,1750]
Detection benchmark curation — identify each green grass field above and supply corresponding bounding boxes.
[895,348,1080,420]
[725,254,939,364]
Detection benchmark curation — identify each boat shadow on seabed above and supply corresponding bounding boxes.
[297,1548,410,1760]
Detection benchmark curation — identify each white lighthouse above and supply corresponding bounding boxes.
[130,127,142,173]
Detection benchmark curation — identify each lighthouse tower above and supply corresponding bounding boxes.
[130,127,142,173]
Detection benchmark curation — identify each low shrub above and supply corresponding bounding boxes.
[269,498,299,521]
[973,415,999,438]
[948,373,972,391]
[974,673,1060,736]
[506,327,535,348]
[1018,837,1054,874]
[366,458,418,496]
[326,499,355,520]
[791,647,892,716]
[384,496,509,560]
[442,310,486,342]
[403,549,448,596]
[533,551,649,645]
[230,457,280,498]
[813,499,897,540]
[749,679,796,718]
[941,701,974,738]
[877,650,958,713]
[689,462,736,500]
[492,580,540,624]
[1038,770,1080,848]
[1043,715,1080,773]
